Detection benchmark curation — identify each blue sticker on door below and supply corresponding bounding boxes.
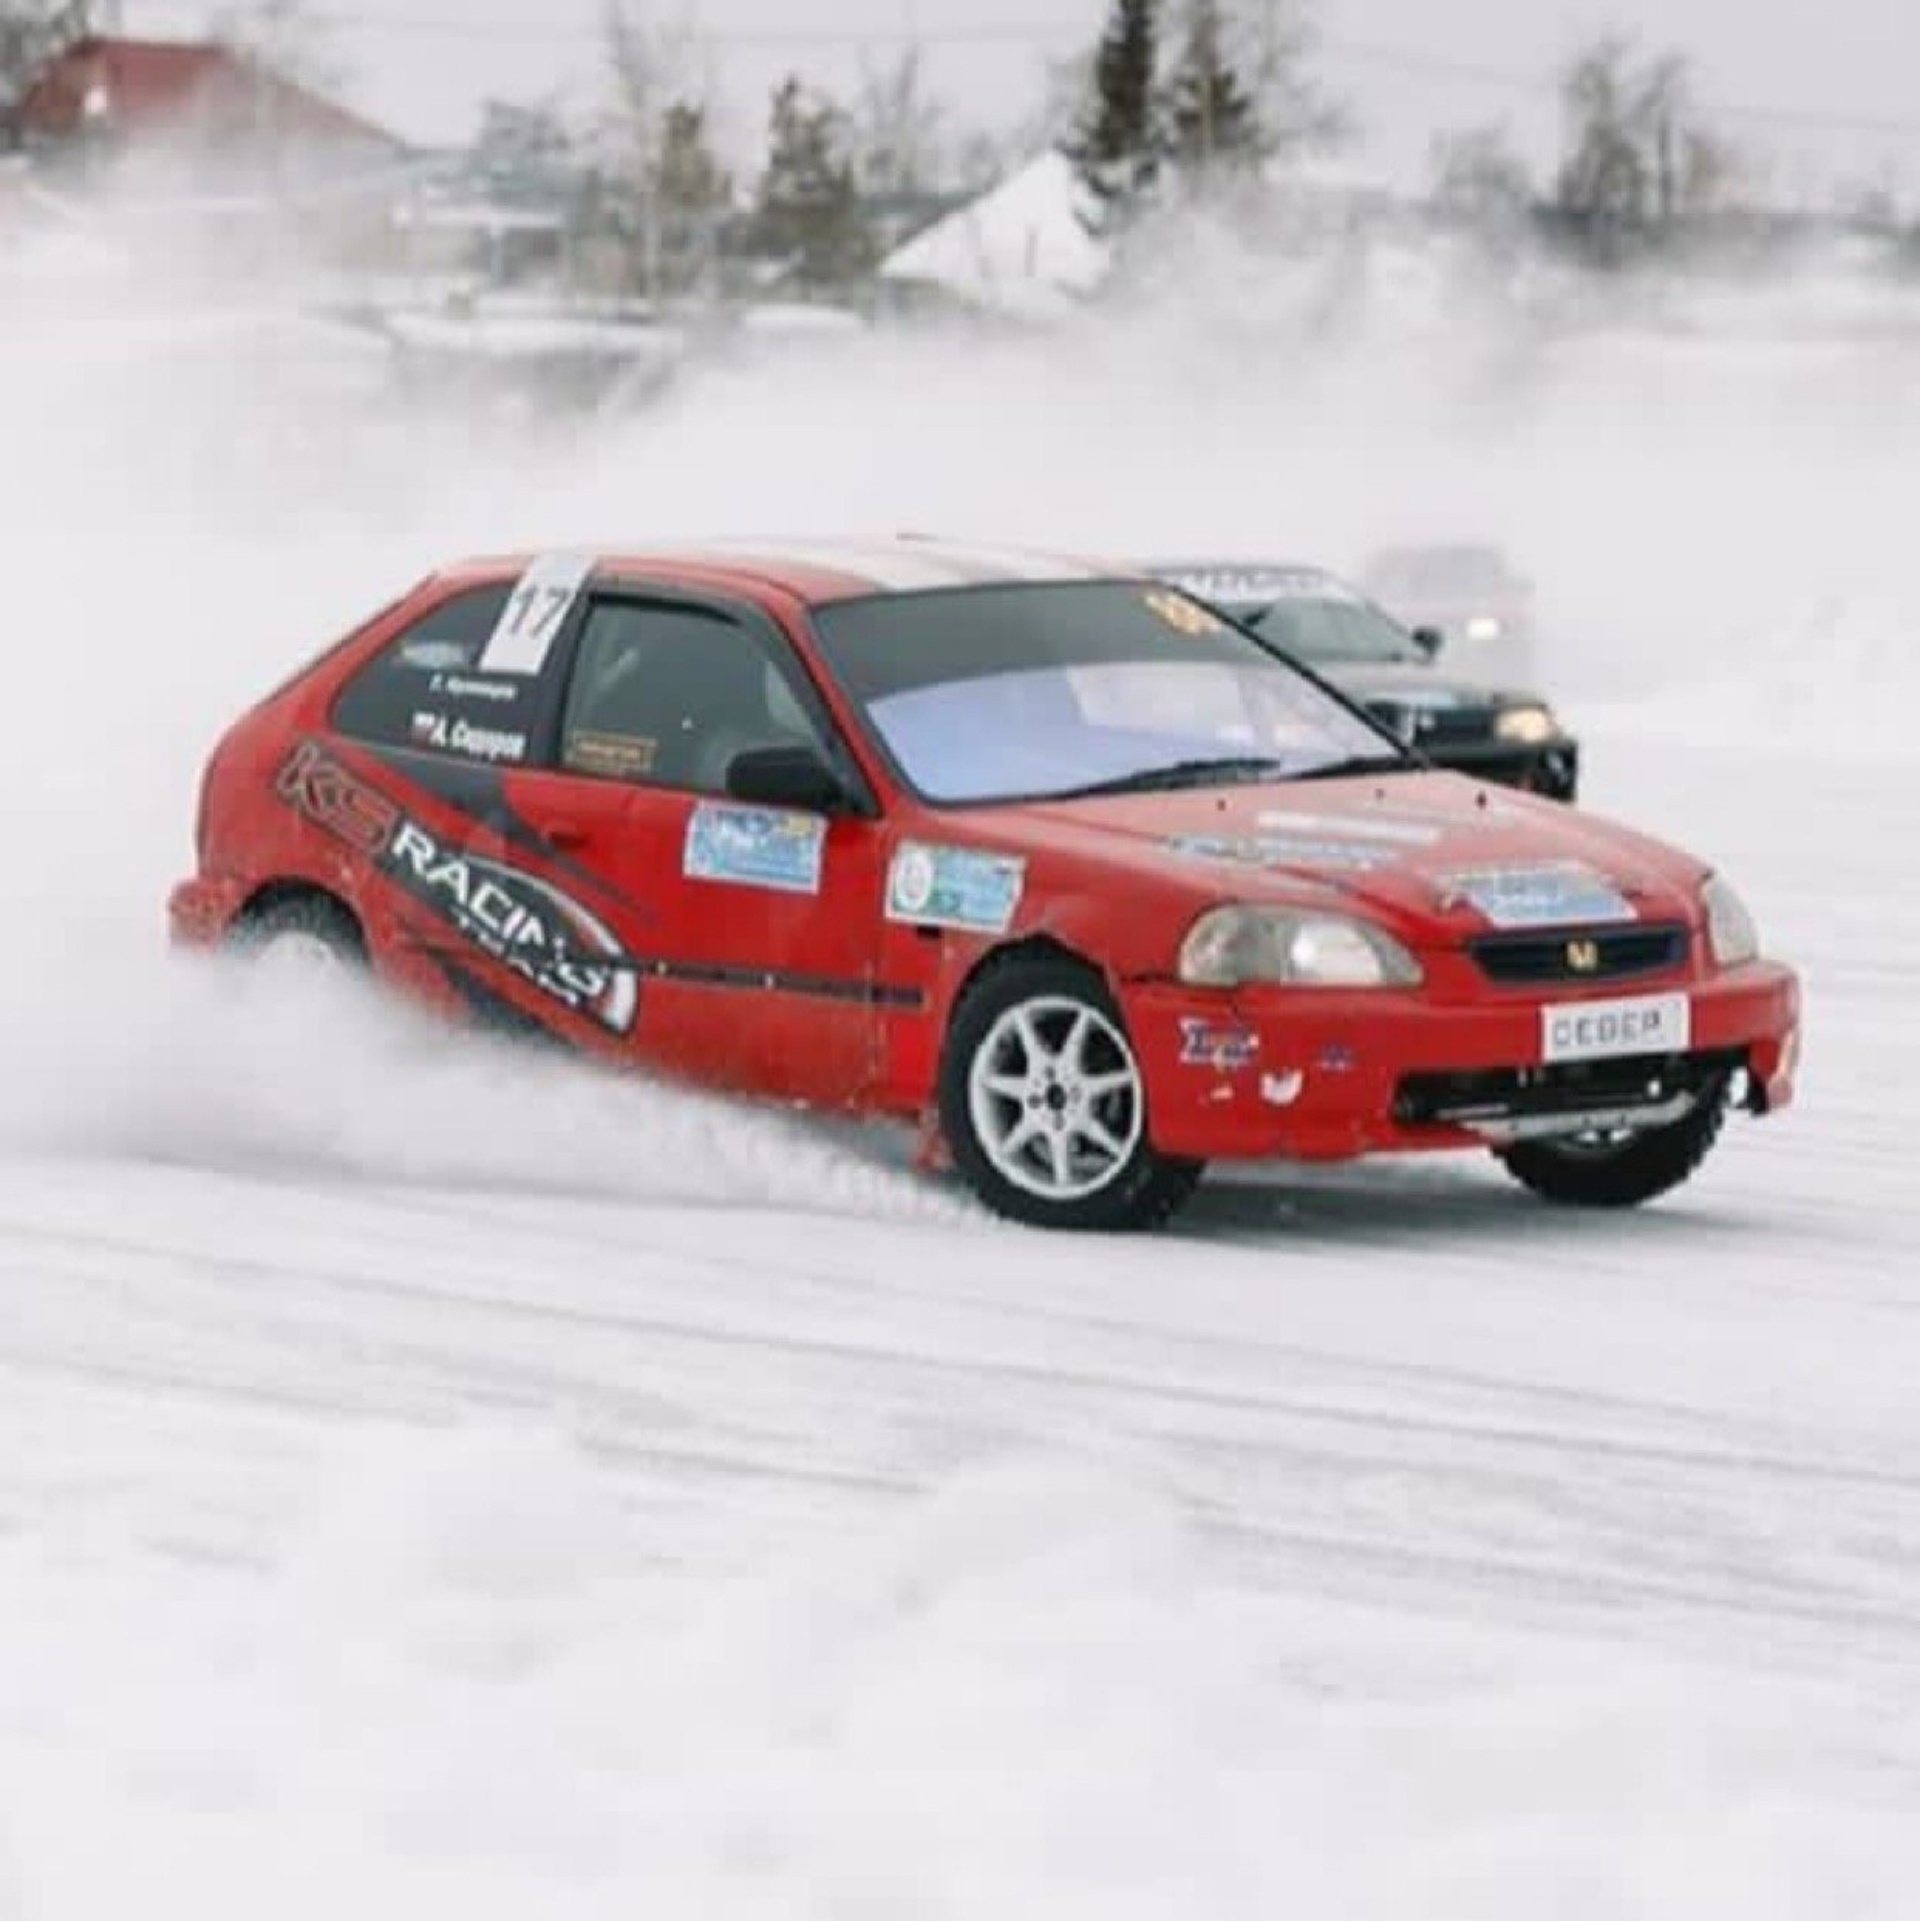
[885,842,1025,932]
[684,803,826,895]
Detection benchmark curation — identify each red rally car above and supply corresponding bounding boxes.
[169,538,1801,1232]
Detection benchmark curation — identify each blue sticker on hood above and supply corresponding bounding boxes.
[1442,862,1636,928]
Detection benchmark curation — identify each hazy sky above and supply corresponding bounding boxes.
[124,0,1917,198]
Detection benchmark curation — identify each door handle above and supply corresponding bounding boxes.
[545,817,591,850]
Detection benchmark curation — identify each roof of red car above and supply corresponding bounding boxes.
[442,537,1126,607]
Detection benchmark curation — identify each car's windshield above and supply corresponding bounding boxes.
[809,581,1404,806]
[1238,592,1424,665]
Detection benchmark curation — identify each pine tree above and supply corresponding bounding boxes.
[1062,0,1160,233]
[1163,0,1265,190]
[753,75,876,295]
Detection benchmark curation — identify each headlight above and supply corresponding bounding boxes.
[1179,906,1424,988]
[1495,703,1557,744]
[1465,615,1503,642]
[1702,873,1759,967]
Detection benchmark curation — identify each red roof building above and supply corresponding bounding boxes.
[12,35,403,169]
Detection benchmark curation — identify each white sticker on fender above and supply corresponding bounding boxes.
[477,551,595,675]
[1542,991,1691,1064]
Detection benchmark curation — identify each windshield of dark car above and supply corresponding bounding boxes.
[1238,593,1424,665]
[809,581,1400,805]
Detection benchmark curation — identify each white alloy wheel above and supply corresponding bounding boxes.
[965,994,1145,1202]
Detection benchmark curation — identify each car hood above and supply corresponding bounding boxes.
[1313,660,1532,709]
[991,771,1704,944]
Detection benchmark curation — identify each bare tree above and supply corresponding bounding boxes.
[1238,0,1349,165]
[206,0,348,96]
[1552,34,1737,261]
[599,0,724,300]
[851,44,948,199]
[1429,123,1533,229]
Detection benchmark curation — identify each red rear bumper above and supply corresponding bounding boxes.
[168,875,248,949]
[1128,959,1800,1163]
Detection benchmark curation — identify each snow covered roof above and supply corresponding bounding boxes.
[878,149,1110,321]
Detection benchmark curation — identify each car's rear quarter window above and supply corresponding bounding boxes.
[332,583,545,764]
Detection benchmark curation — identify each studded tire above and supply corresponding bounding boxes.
[939,954,1203,1233]
[1496,1079,1731,1209]
[229,891,367,971]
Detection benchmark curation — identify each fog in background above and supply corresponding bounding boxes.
[5,127,1920,1921]
[120,0,1920,199]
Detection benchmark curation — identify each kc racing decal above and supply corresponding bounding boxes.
[683,802,826,896]
[1440,861,1637,929]
[886,842,1025,933]
[276,741,638,1034]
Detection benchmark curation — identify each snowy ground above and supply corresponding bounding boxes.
[2,263,1918,1917]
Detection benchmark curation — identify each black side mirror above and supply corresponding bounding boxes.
[1411,624,1445,660]
[725,743,850,813]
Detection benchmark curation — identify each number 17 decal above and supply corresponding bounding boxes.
[478,552,596,675]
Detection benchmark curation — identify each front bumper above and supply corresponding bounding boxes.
[1129,958,1799,1163]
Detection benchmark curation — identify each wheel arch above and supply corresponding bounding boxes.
[232,877,365,944]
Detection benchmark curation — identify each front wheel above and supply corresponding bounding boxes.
[939,956,1203,1232]
[1496,1080,1730,1208]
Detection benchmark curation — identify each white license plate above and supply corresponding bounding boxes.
[1542,991,1691,1064]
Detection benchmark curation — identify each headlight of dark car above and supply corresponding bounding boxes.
[1493,704,1558,745]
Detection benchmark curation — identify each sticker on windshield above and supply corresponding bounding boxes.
[886,843,1025,932]
[1440,862,1637,929]
[1167,568,1355,606]
[684,803,826,896]
[477,551,595,676]
[1140,589,1223,637]
[1173,833,1395,874]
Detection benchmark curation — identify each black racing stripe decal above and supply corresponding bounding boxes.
[434,955,580,1049]
[632,957,924,1008]
[358,742,652,919]
[418,940,924,1011]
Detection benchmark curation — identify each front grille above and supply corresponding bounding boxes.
[1395,1048,1745,1132]
[1469,922,1689,986]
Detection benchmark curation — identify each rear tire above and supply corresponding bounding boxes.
[1496,1079,1729,1208]
[229,892,366,975]
[939,954,1203,1232]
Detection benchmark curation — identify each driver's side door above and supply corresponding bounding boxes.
[509,590,890,1107]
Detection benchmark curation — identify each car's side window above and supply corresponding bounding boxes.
[332,583,544,768]
[556,597,831,794]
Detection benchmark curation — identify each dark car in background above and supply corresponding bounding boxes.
[1356,542,1539,686]
[1152,561,1579,801]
